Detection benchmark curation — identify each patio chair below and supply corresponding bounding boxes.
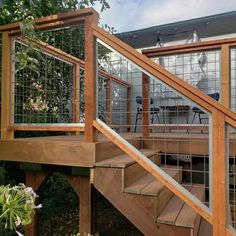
[134,96,160,132]
[191,92,220,124]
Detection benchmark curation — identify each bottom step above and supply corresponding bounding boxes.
[157,185,205,236]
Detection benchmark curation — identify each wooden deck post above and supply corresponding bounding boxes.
[212,110,227,236]
[84,13,99,142]
[221,44,230,108]
[25,171,48,236]
[73,63,81,135]
[67,175,95,235]
[106,78,112,125]
[142,73,150,137]
[1,32,14,140]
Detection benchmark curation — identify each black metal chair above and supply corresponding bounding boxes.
[134,96,160,132]
[191,92,220,124]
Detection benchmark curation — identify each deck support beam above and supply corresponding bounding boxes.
[25,171,49,236]
[67,175,96,235]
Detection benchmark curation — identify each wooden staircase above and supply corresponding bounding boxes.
[93,139,212,236]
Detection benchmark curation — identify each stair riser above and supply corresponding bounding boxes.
[95,139,141,162]
[154,170,182,217]
[122,153,161,190]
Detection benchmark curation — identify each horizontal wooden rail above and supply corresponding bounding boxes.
[93,26,236,129]
[17,38,131,88]
[149,124,209,131]
[142,37,236,57]
[10,123,85,132]
[93,119,212,223]
[0,8,98,35]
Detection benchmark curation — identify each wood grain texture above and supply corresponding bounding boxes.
[212,110,227,236]
[0,139,95,167]
[221,44,230,108]
[1,32,14,140]
[142,73,150,137]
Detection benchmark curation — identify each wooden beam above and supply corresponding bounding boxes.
[73,64,81,136]
[84,15,99,142]
[106,78,112,125]
[0,8,98,33]
[212,110,227,236]
[142,37,236,58]
[127,87,132,132]
[25,171,49,236]
[1,32,14,140]
[67,175,95,235]
[149,124,209,131]
[10,123,85,132]
[142,73,150,137]
[221,44,230,108]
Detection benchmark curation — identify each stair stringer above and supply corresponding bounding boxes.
[94,167,159,236]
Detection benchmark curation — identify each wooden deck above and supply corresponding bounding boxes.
[0,131,235,167]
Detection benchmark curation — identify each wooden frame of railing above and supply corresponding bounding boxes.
[0,10,131,139]
[92,25,236,236]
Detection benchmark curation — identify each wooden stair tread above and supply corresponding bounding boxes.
[175,185,204,228]
[157,185,205,229]
[140,168,179,196]
[124,174,155,194]
[95,149,156,168]
[157,186,191,225]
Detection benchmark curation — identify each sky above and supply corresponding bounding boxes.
[94,0,236,33]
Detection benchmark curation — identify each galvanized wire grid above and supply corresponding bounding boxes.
[13,40,74,124]
[97,40,210,207]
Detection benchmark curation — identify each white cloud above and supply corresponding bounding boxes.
[93,0,236,32]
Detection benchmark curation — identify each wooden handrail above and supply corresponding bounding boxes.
[142,36,236,57]
[93,26,236,129]
[0,8,98,34]
[93,119,212,223]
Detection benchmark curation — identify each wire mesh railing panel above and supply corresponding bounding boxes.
[38,24,85,60]
[97,39,210,207]
[152,51,221,114]
[228,126,236,229]
[13,40,74,124]
[231,48,236,112]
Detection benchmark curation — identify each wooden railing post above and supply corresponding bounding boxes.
[73,63,81,135]
[142,73,150,137]
[212,110,227,236]
[106,78,112,125]
[84,13,99,142]
[127,87,131,132]
[1,32,14,140]
[221,44,230,108]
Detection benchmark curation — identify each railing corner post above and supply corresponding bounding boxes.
[212,110,227,236]
[84,13,99,142]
